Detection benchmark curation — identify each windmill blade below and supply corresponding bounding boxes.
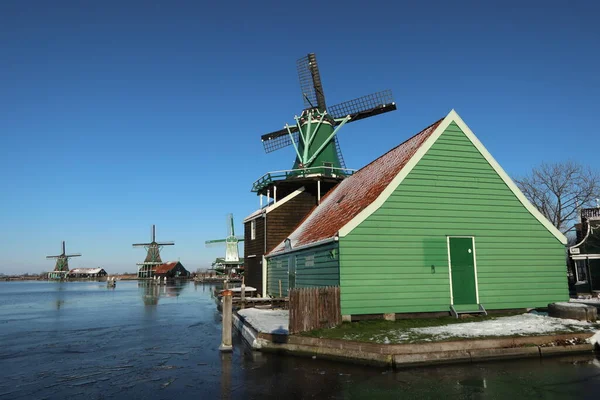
[227,214,235,237]
[132,242,152,247]
[156,241,175,246]
[261,126,299,153]
[297,53,326,111]
[65,253,82,257]
[328,90,396,123]
[46,255,61,259]
[205,239,227,247]
[62,241,66,255]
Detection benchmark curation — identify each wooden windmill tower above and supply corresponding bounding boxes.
[46,241,81,279]
[205,214,244,276]
[133,225,174,279]
[244,52,397,292]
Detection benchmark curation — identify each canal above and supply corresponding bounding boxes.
[1,281,599,399]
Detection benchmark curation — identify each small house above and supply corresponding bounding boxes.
[244,186,329,293]
[569,207,600,295]
[265,110,568,318]
[67,268,107,278]
[153,261,190,279]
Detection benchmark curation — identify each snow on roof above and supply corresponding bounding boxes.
[69,268,104,274]
[268,118,443,255]
[243,187,306,223]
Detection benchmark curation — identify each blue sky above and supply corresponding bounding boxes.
[1,1,598,274]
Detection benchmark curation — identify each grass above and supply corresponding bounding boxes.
[300,312,597,344]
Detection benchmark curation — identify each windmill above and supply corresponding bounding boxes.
[252,52,397,198]
[133,225,174,279]
[205,214,244,276]
[46,241,81,279]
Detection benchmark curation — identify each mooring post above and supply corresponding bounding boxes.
[279,280,282,298]
[220,290,233,352]
[240,283,246,310]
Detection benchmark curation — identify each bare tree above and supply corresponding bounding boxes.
[515,161,600,233]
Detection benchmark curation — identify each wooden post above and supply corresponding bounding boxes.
[220,290,233,352]
[279,280,282,298]
[240,283,246,310]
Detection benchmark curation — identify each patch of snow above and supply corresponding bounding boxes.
[237,308,288,335]
[555,302,590,308]
[571,298,600,304]
[587,331,600,346]
[411,314,594,340]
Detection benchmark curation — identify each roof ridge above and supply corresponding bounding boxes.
[268,117,445,255]
[352,117,444,175]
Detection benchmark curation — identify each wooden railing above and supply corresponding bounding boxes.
[288,286,341,334]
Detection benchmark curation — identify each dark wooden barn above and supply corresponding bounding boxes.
[243,181,340,295]
[153,261,190,279]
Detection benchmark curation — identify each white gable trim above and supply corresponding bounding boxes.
[243,187,306,223]
[338,110,567,245]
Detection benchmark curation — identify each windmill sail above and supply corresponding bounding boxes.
[328,90,396,122]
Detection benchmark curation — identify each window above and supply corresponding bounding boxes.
[575,260,588,283]
[251,220,256,240]
[305,254,315,267]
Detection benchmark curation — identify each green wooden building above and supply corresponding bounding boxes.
[265,110,568,318]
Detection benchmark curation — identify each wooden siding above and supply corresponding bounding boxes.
[339,122,568,315]
[265,191,318,251]
[245,191,318,291]
[267,242,340,297]
[267,256,289,297]
[244,216,265,290]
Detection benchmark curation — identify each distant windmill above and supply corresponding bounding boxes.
[133,225,174,279]
[205,214,244,275]
[46,241,81,279]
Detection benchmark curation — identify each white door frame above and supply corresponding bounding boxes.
[446,236,480,305]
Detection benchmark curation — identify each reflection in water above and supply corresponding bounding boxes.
[54,281,66,309]
[220,352,232,400]
[139,281,187,306]
[2,281,600,399]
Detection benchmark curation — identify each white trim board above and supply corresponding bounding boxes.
[338,109,567,245]
[243,186,306,223]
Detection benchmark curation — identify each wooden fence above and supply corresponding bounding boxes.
[288,286,342,334]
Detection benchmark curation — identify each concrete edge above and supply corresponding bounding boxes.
[232,312,261,349]
[285,332,595,355]
[231,312,598,368]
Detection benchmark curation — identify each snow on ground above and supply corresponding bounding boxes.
[588,331,600,346]
[571,298,600,304]
[411,314,594,340]
[237,308,289,334]
[555,301,592,308]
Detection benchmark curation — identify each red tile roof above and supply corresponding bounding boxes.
[269,118,443,254]
[154,261,179,274]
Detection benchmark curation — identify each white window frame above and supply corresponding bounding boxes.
[250,219,256,240]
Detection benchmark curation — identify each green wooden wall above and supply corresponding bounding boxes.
[267,242,340,297]
[339,122,568,315]
[267,256,288,297]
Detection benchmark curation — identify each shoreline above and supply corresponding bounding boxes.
[233,310,599,368]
